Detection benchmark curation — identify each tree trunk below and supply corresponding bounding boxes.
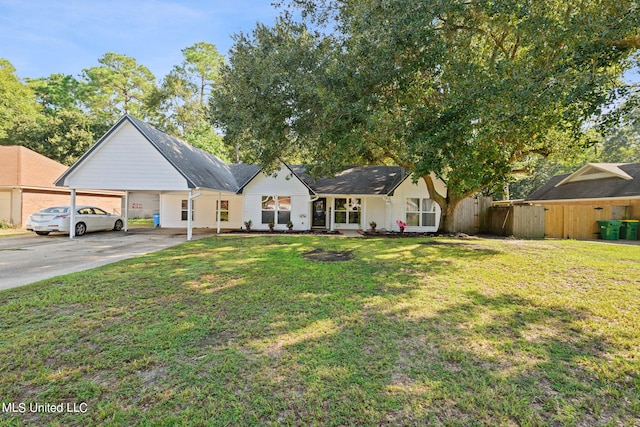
[421,174,464,234]
[441,197,464,233]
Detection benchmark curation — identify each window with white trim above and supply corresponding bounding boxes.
[181,200,195,221]
[261,196,291,224]
[216,200,229,222]
[406,198,436,227]
[334,198,361,224]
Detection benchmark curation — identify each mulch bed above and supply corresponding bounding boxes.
[228,229,342,235]
[358,230,474,238]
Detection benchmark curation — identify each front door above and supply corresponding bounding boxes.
[312,198,327,227]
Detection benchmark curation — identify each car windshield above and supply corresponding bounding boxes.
[42,207,69,214]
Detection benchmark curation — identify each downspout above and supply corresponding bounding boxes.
[187,189,202,241]
[69,189,76,239]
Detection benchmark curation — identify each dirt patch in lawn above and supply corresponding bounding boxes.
[303,249,354,262]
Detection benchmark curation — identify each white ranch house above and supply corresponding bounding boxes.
[56,115,446,239]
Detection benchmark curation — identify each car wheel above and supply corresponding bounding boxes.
[35,231,50,236]
[75,222,86,236]
[113,219,123,231]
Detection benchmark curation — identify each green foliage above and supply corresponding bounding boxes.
[26,73,86,113]
[214,1,640,230]
[0,218,14,229]
[510,105,640,199]
[183,120,232,161]
[82,52,157,122]
[152,43,225,136]
[0,58,41,141]
[2,43,228,165]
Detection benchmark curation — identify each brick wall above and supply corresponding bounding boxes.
[20,190,122,228]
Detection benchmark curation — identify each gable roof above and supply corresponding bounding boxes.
[0,145,68,188]
[56,115,239,192]
[526,162,640,202]
[126,116,239,192]
[291,165,408,195]
[554,163,633,186]
[53,116,418,197]
[228,163,262,191]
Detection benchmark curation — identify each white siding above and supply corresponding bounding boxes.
[128,192,159,218]
[64,122,189,191]
[365,197,387,231]
[159,192,243,229]
[389,175,443,232]
[243,166,311,230]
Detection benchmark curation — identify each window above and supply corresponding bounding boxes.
[262,196,291,224]
[406,198,436,227]
[181,200,195,221]
[216,200,229,222]
[277,196,291,224]
[334,198,361,224]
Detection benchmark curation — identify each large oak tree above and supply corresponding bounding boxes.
[212,0,640,231]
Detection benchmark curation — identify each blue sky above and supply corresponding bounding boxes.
[1,1,638,84]
[0,0,281,80]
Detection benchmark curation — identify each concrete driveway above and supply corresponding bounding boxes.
[0,228,216,291]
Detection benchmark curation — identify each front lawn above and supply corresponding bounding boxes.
[1,236,638,426]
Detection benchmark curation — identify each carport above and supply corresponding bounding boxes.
[55,115,240,240]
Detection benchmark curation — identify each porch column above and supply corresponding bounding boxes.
[187,189,193,241]
[123,191,129,232]
[187,189,202,241]
[216,192,222,234]
[363,198,367,230]
[329,199,335,231]
[69,189,76,239]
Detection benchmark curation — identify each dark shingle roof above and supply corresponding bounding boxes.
[227,163,262,191]
[57,116,413,196]
[290,165,408,195]
[526,163,640,201]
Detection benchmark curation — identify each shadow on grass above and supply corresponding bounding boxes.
[0,236,637,426]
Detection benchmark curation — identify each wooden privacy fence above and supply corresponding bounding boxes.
[452,197,545,238]
[452,197,637,239]
[543,204,631,239]
[452,197,492,234]
[488,205,545,239]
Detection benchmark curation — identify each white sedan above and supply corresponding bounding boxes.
[26,206,124,236]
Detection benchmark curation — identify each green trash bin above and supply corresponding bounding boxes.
[620,220,639,240]
[597,220,622,240]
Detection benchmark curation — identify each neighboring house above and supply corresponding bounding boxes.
[526,163,640,239]
[0,146,121,228]
[55,115,446,239]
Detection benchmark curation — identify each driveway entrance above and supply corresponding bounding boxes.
[0,228,216,291]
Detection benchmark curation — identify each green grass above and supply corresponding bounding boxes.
[1,235,639,426]
[127,217,154,228]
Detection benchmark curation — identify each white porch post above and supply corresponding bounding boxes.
[69,189,76,239]
[123,191,129,232]
[187,189,202,241]
[363,198,367,230]
[329,198,335,232]
[187,189,193,241]
[384,197,392,231]
[216,192,222,234]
